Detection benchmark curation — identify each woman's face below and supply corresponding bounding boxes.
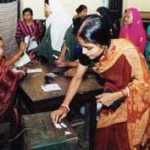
[23,12,33,22]
[79,9,88,17]
[123,10,133,25]
[0,40,4,57]
[78,37,104,60]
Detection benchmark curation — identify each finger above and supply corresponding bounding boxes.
[55,113,61,124]
[96,94,103,99]
[50,112,55,123]
[58,113,67,123]
[96,98,102,103]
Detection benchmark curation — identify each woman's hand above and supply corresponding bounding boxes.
[55,60,68,67]
[11,68,26,78]
[50,106,69,124]
[64,68,77,77]
[96,92,123,107]
[19,42,27,52]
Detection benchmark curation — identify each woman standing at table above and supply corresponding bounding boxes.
[51,15,150,149]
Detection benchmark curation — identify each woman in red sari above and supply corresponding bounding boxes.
[51,15,150,149]
[0,36,26,121]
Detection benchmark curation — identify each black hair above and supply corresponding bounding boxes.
[23,8,33,16]
[45,0,49,4]
[0,36,3,41]
[76,4,87,14]
[72,16,85,35]
[78,14,111,46]
[96,7,113,30]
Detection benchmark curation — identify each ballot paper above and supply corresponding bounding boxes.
[27,68,43,74]
[25,36,38,51]
[46,72,57,78]
[53,122,68,129]
[15,52,31,67]
[41,84,61,92]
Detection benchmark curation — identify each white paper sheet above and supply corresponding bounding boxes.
[27,68,43,74]
[15,52,31,67]
[41,84,61,92]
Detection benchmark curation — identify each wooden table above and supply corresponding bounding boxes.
[18,63,103,150]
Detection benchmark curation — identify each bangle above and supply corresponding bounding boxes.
[60,104,70,112]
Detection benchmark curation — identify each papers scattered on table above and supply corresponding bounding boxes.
[65,131,72,135]
[27,68,43,74]
[46,72,57,78]
[15,52,31,67]
[41,83,61,92]
[53,122,67,129]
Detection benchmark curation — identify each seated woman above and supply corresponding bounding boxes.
[119,7,147,54]
[144,24,150,69]
[55,17,84,75]
[73,4,87,22]
[15,8,43,48]
[0,36,26,121]
[55,6,88,76]
[51,15,150,149]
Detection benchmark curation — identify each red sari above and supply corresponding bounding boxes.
[0,59,22,120]
[95,39,150,150]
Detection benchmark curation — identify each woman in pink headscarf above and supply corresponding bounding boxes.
[119,8,147,54]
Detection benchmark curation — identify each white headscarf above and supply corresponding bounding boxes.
[46,0,72,51]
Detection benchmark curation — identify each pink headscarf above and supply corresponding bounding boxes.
[119,8,147,53]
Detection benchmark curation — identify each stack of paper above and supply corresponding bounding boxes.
[41,84,61,92]
[27,68,43,74]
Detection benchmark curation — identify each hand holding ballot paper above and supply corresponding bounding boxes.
[15,35,39,68]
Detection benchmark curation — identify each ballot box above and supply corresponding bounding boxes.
[22,112,79,150]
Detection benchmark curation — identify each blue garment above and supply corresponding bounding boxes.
[144,25,150,69]
[72,43,82,60]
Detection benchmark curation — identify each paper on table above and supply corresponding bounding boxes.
[15,52,31,67]
[27,68,43,74]
[41,83,61,92]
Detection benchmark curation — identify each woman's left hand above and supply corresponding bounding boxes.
[12,68,26,76]
[19,42,27,52]
[96,92,121,107]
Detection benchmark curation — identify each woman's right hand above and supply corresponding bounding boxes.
[50,106,69,124]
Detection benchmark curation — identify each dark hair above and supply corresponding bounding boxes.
[0,36,3,41]
[73,17,85,35]
[76,4,87,14]
[23,8,33,16]
[45,0,49,4]
[78,14,111,46]
[96,7,113,30]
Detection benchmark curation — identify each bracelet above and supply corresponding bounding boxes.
[60,104,70,112]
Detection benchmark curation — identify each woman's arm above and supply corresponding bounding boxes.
[6,42,26,66]
[51,63,88,123]
[58,43,67,61]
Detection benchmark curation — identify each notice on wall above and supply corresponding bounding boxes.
[20,0,45,20]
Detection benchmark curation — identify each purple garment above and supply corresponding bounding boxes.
[119,8,147,53]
